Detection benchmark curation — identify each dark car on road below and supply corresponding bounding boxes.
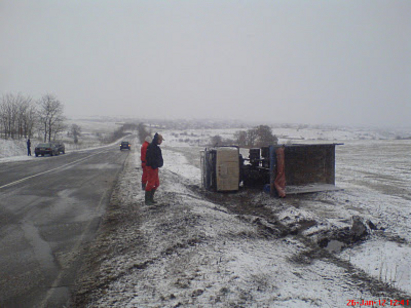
[35,143,59,157]
[120,141,131,150]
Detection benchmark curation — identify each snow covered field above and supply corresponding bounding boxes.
[1,121,410,307]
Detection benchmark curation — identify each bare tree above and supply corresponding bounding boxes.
[0,93,67,141]
[0,94,39,139]
[253,125,278,147]
[15,99,25,137]
[70,124,82,144]
[246,127,259,147]
[37,94,65,142]
[210,135,223,146]
[23,101,38,139]
[0,95,11,138]
[234,130,248,147]
[234,125,278,148]
[16,96,38,138]
[0,93,23,139]
[52,121,67,141]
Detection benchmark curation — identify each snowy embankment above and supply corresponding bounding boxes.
[72,135,411,307]
[0,139,30,161]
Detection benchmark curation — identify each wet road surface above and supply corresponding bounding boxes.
[0,145,131,307]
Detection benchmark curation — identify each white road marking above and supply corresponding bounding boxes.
[0,149,111,190]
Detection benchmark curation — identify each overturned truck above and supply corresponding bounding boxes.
[200,144,342,197]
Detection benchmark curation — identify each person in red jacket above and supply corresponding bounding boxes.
[145,133,164,205]
[140,136,152,190]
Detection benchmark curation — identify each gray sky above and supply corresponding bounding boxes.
[1,1,410,127]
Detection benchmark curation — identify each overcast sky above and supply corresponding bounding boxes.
[1,1,410,127]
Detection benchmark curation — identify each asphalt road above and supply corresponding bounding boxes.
[0,145,131,307]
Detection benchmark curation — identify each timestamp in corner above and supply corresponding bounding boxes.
[347,299,410,306]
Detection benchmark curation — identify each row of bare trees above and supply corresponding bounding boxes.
[0,93,65,142]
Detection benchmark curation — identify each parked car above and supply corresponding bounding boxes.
[120,141,131,150]
[34,143,59,157]
[55,142,65,154]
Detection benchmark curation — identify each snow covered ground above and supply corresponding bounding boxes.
[68,124,411,307]
[1,121,411,307]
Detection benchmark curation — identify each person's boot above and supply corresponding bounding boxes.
[142,183,146,191]
[145,190,153,205]
[151,189,157,204]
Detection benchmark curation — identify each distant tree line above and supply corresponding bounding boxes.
[210,125,278,147]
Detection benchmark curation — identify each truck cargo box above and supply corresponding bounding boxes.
[270,144,342,196]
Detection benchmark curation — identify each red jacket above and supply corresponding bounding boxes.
[141,141,150,165]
